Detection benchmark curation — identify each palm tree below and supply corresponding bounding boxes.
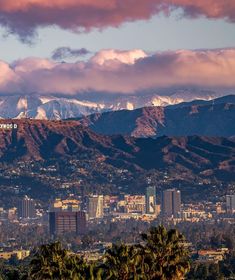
[64,254,102,280]
[29,242,68,279]
[103,243,143,280]
[28,227,190,280]
[140,226,190,280]
[28,241,101,280]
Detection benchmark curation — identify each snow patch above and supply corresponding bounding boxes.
[17,97,28,110]
[126,102,134,110]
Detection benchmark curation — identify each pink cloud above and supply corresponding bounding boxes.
[0,48,234,96]
[90,49,147,65]
[0,0,234,41]
[0,61,20,93]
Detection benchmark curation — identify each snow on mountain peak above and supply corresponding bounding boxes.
[126,102,134,110]
[0,90,231,120]
[17,97,28,110]
[151,96,184,107]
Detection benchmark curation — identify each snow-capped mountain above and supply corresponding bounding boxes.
[0,89,230,120]
[0,95,106,120]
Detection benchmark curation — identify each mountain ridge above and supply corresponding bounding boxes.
[0,90,231,120]
[78,96,235,138]
[0,119,234,181]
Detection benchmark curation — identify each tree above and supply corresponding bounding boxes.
[140,226,190,280]
[15,226,190,279]
[103,226,190,280]
[187,262,210,280]
[62,254,102,280]
[29,242,68,279]
[28,241,100,280]
[103,243,143,280]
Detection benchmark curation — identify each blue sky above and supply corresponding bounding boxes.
[1,12,234,63]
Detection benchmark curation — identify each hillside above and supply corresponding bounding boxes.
[79,97,235,138]
[0,120,234,177]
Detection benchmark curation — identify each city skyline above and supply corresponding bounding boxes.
[0,2,234,278]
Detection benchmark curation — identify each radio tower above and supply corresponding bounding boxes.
[211,99,215,111]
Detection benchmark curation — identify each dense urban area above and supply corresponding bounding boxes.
[0,159,235,279]
[0,110,234,279]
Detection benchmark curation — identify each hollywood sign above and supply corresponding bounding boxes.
[0,123,18,130]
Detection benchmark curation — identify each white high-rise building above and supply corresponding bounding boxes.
[88,195,104,219]
[146,186,156,214]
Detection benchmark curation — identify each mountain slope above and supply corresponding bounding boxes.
[0,120,234,178]
[79,99,235,138]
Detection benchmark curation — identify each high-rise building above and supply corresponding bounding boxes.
[88,195,104,219]
[161,189,181,218]
[124,195,146,214]
[226,194,235,214]
[18,196,36,219]
[146,186,156,214]
[161,189,173,217]
[50,198,81,212]
[49,211,86,235]
[173,189,181,217]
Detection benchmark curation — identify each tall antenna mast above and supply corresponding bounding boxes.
[211,99,215,111]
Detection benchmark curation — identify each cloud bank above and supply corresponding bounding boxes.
[0,48,235,96]
[0,0,235,41]
[51,47,90,61]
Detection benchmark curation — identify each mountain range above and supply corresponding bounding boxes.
[79,95,235,138]
[0,119,234,180]
[0,88,231,120]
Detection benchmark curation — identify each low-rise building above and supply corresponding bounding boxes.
[197,248,228,264]
[0,250,30,260]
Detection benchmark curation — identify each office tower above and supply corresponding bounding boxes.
[155,204,161,216]
[161,189,173,217]
[50,198,81,212]
[49,211,86,235]
[161,189,181,218]
[226,194,235,213]
[124,195,146,214]
[88,195,104,219]
[173,189,181,217]
[146,186,156,214]
[18,196,36,219]
[103,195,119,213]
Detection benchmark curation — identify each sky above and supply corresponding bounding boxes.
[1,14,235,63]
[0,0,234,98]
